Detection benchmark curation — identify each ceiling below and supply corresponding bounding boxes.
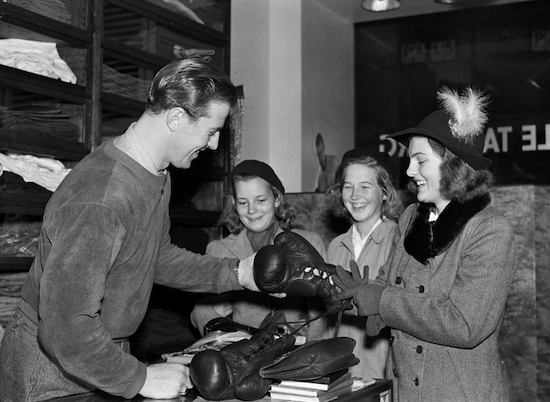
[316,0,538,24]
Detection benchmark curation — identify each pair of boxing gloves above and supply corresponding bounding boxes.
[253,231,349,313]
[190,315,295,400]
[190,233,350,401]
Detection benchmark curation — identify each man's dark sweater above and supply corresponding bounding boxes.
[19,140,241,398]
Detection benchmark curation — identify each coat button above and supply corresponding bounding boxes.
[418,285,425,293]
[393,368,398,377]
[416,345,423,353]
[414,378,420,386]
[395,276,402,284]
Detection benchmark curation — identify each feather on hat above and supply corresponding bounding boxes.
[388,86,492,170]
[437,86,490,146]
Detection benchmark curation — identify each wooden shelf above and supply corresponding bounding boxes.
[0,129,87,161]
[101,92,146,116]
[0,257,34,272]
[103,40,170,72]
[0,0,232,272]
[0,66,89,105]
[107,0,229,46]
[0,172,52,215]
[0,2,91,46]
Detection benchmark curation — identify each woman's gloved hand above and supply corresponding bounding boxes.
[332,260,369,290]
[332,261,384,317]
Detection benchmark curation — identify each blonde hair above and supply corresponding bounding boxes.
[218,175,296,234]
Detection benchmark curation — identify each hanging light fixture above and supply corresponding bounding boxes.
[362,0,401,12]
[434,0,488,3]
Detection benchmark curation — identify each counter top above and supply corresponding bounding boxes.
[47,380,392,402]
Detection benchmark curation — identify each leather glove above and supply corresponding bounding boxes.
[332,260,369,291]
[189,318,295,400]
[331,282,385,317]
[253,231,349,313]
[260,337,359,380]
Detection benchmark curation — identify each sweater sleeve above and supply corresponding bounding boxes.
[154,212,242,293]
[189,240,235,335]
[37,203,146,398]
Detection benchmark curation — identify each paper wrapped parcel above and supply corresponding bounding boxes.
[259,337,359,381]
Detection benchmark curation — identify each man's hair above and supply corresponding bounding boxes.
[407,138,493,202]
[146,58,237,120]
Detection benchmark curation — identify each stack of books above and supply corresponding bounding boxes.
[269,371,355,402]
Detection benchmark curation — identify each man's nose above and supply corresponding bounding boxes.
[207,132,220,150]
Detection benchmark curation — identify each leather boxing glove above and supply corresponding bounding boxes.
[253,231,349,313]
[190,319,295,400]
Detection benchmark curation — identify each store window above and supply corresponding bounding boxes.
[355,1,550,186]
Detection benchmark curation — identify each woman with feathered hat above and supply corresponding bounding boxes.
[333,87,518,402]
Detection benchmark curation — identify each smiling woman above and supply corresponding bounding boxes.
[190,159,328,341]
[332,87,518,402]
[324,147,402,381]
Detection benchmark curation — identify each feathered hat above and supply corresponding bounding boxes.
[388,87,492,170]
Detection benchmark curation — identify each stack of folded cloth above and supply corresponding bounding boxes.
[102,64,150,101]
[0,105,80,141]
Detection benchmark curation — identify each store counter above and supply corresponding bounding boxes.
[47,380,392,402]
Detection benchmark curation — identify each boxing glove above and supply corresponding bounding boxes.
[190,319,295,400]
[254,231,349,313]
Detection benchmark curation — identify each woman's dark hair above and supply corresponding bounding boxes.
[407,138,493,202]
[219,175,296,234]
[146,58,237,120]
[326,156,402,222]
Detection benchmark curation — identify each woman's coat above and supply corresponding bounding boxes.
[367,195,517,402]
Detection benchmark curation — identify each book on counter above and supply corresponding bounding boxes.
[270,382,353,402]
[276,370,351,392]
[269,372,354,402]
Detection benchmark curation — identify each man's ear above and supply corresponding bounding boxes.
[166,107,187,132]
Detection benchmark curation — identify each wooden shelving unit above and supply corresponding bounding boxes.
[0,0,232,272]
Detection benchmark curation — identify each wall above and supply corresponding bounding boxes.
[230,0,536,192]
[231,0,354,192]
[301,0,354,192]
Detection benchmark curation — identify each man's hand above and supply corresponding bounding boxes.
[139,363,193,399]
[238,253,259,291]
[238,254,286,298]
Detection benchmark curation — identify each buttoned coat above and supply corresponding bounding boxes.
[326,219,397,380]
[367,196,517,402]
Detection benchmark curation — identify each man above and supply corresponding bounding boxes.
[0,59,260,400]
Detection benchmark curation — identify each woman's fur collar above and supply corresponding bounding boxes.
[404,193,491,264]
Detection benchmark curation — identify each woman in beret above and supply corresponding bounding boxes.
[191,160,327,341]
